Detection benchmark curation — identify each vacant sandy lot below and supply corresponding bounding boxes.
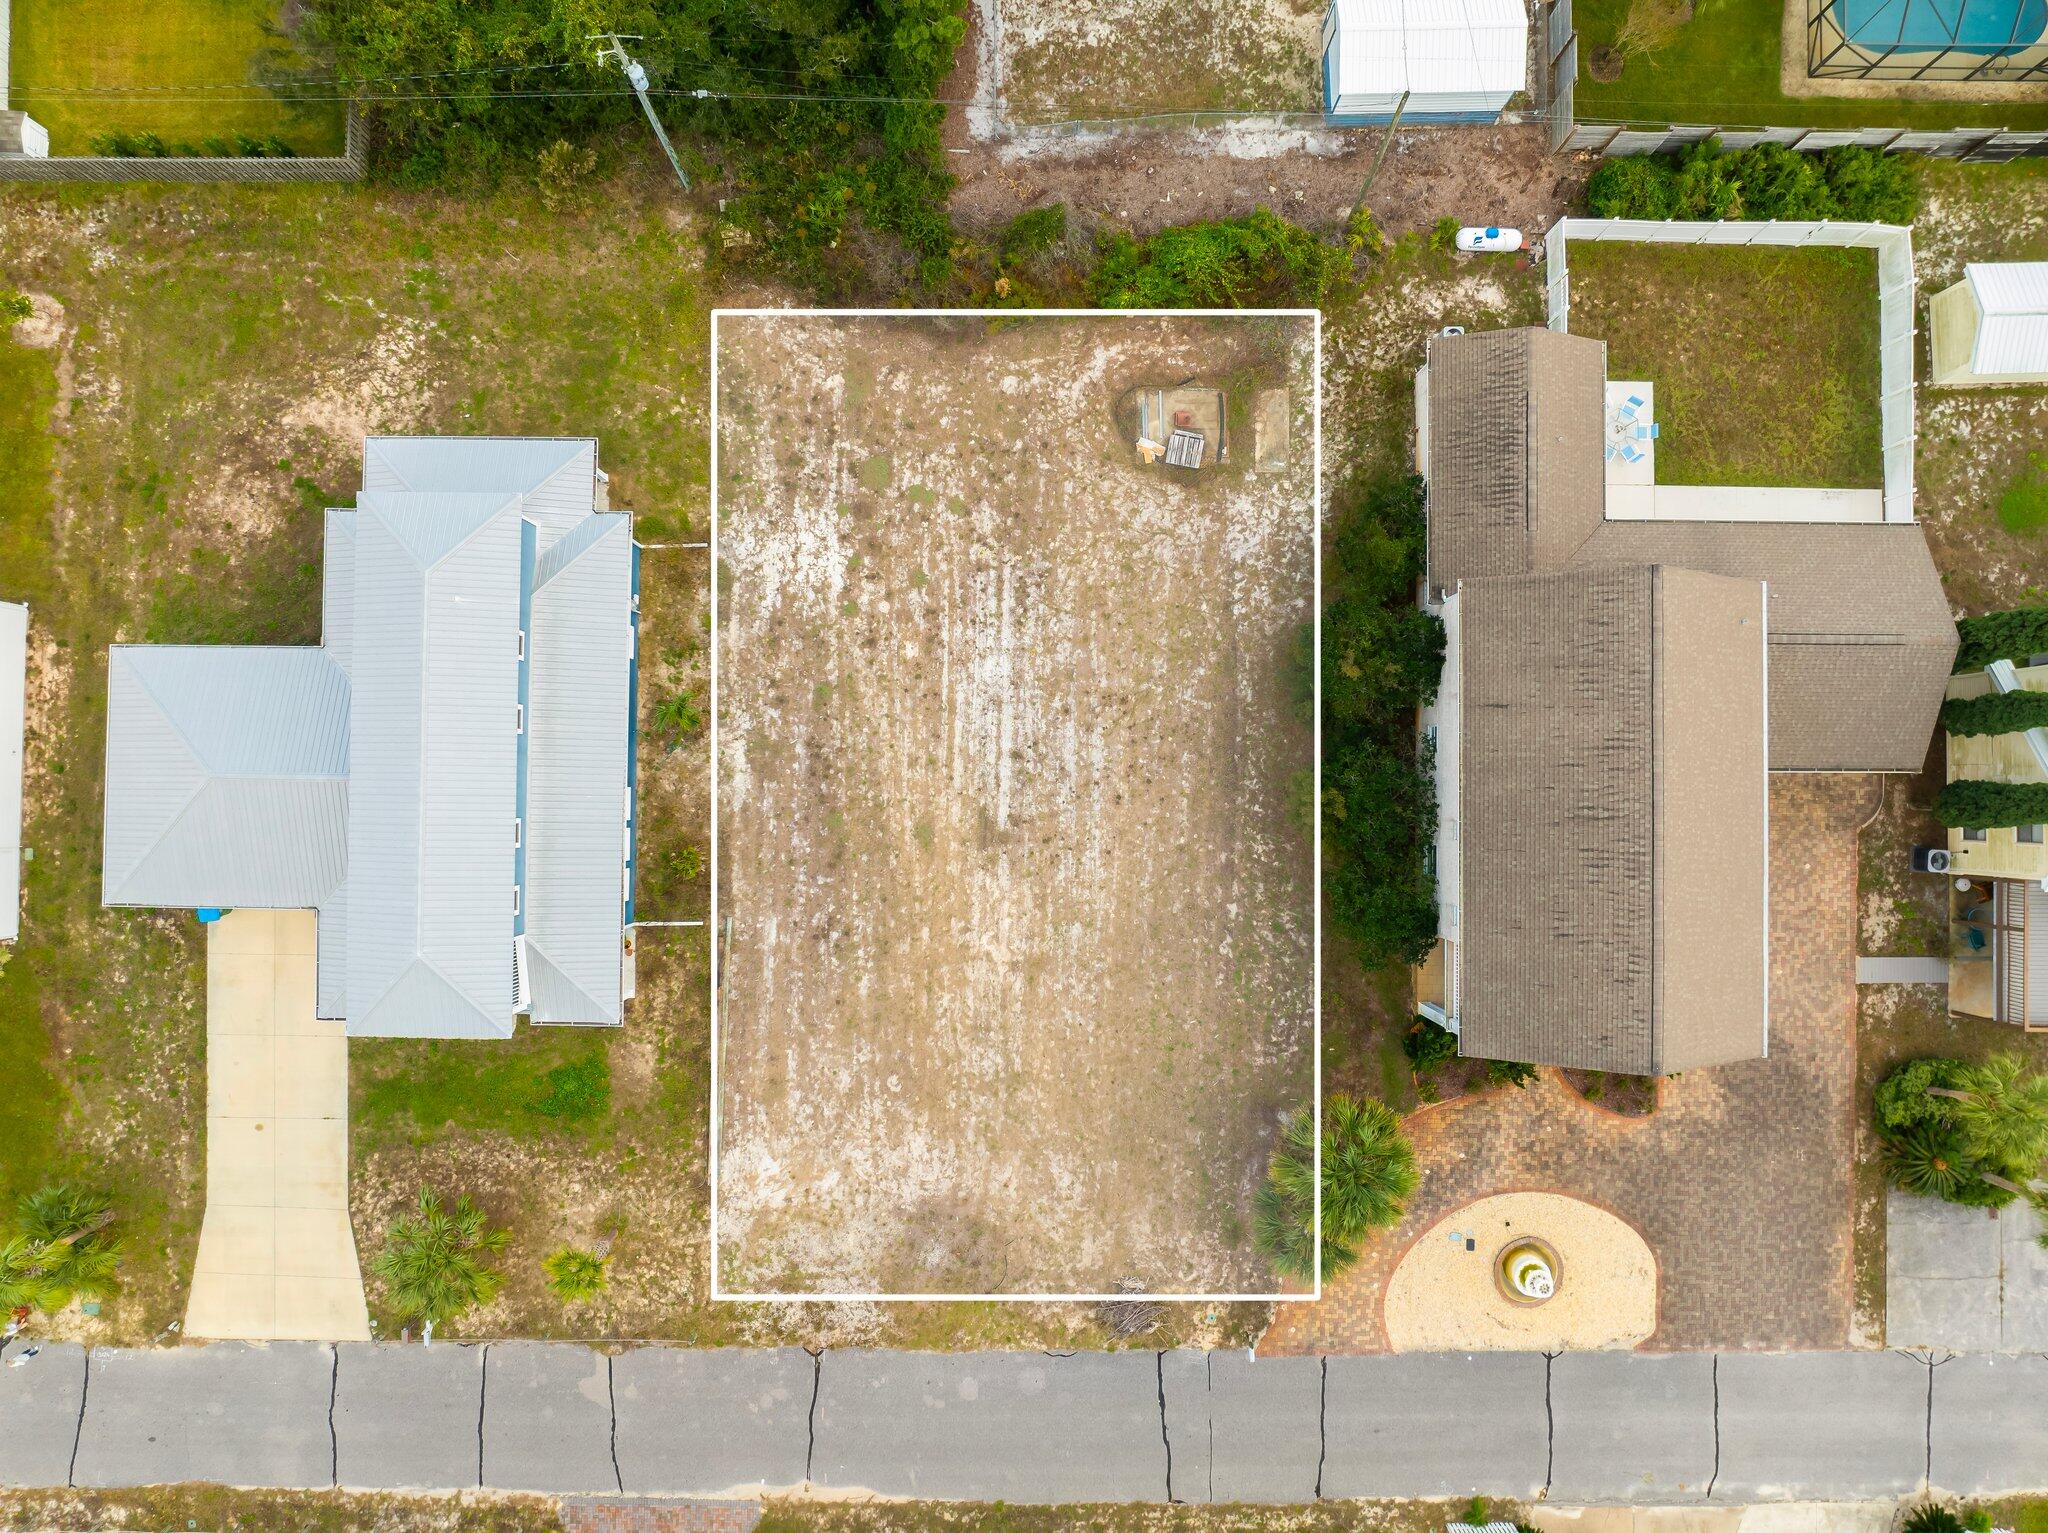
[714,312,1317,1296]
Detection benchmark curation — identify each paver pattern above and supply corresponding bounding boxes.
[1266,775,1872,1353]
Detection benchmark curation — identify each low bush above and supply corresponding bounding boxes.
[1088,209,1346,308]
[1935,778,2048,829]
[1584,140,1919,223]
[1876,1056,1970,1131]
[1253,1095,1417,1283]
[1486,1058,1540,1090]
[1956,606,2048,671]
[542,1246,610,1303]
[1941,689,2048,738]
[998,204,1067,262]
[1402,1017,1460,1075]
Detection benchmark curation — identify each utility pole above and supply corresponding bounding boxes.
[592,32,690,191]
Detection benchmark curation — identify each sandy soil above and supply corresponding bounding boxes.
[713,313,1317,1296]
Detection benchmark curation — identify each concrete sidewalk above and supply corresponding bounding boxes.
[3,1341,2047,1502]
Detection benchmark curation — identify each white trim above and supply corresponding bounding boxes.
[709,308,1324,1306]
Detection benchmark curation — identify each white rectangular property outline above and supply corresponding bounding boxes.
[708,307,1324,1303]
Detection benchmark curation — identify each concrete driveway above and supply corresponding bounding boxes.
[1887,1191,2048,1351]
[185,909,369,1342]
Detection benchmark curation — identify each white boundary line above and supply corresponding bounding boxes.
[709,307,1323,1304]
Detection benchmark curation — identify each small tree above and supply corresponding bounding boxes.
[370,1191,508,1343]
[543,1246,609,1303]
[1939,689,2048,739]
[1613,0,1691,61]
[1935,778,2048,830]
[1934,1054,2048,1178]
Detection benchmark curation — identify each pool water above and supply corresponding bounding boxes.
[1837,0,2048,53]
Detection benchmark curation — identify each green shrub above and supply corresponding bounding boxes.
[1901,1503,1967,1533]
[530,1056,609,1123]
[0,1186,122,1315]
[1935,778,2048,829]
[1428,216,1460,253]
[1580,140,1918,223]
[0,288,31,324]
[1402,1017,1460,1075]
[1088,209,1345,308]
[1941,689,2048,738]
[1956,607,2048,672]
[999,204,1067,261]
[1820,145,1919,223]
[1253,1095,1417,1282]
[542,1245,610,1303]
[369,1190,507,1339]
[1486,1058,1540,1090]
[1324,601,1444,728]
[1587,155,1677,218]
[1877,1056,1971,1131]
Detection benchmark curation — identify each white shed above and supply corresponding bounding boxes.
[1929,262,2048,387]
[1321,0,1529,125]
[1,601,24,944]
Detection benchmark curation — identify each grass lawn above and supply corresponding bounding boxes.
[1564,241,1883,488]
[9,0,344,156]
[1573,0,2048,130]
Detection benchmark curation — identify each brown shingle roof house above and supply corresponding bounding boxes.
[1420,327,1956,1072]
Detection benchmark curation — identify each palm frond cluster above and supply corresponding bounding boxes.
[1875,1053,2048,1228]
[1253,1095,1418,1285]
[368,1190,510,1335]
[0,1185,123,1316]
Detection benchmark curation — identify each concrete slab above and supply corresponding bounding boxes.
[0,1340,87,1487]
[1202,1351,1323,1504]
[811,1350,1166,1503]
[1714,1351,1927,1500]
[333,1343,484,1491]
[189,908,367,1343]
[2002,1201,2048,1351]
[1929,1352,2048,1495]
[1549,1351,1715,1504]
[1856,957,1951,985]
[1889,1194,2001,1280]
[480,1341,617,1495]
[71,1342,334,1489]
[1321,1353,1548,1499]
[1889,1277,2003,1353]
[612,1346,811,1495]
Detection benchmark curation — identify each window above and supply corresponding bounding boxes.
[2022,824,2044,845]
[1423,844,1437,877]
[514,818,523,849]
[512,886,521,915]
[1964,827,1988,843]
[517,630,526,660]
[515,703,524,734]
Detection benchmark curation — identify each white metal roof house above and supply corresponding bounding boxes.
[101,437,639,1037]
[1,600,24,944]
[1929,262,2048,387]
[1321,0,1529,125]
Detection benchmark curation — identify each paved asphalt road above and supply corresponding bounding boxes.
[1,1340,2044,1504]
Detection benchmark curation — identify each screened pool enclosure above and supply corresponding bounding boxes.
[1808,0,2048,80]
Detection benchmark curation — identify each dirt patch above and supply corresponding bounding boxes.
[281,315,439,452]
[977,0,1322,125]
[948,123,1584,247]
[714,312,1316,1296]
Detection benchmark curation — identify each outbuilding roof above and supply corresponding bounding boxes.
[1965,262,2048,377]
[1326,0,1529,101]
[1457,564,1770,1075]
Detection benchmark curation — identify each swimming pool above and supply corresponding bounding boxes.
[1835,0,2048,54]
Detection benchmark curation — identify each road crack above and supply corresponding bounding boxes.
[607,1352,624,1493]
[1706,1354,1720,1499]
[327,1347,339,1487]
[804,1348,823,1485]
[68,1347,91,1489]
[1315,1356,1328,1501]
[476,1344,490,1488]
[1156,1350,1175,1502]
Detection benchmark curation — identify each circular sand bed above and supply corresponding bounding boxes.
[1383,1192,1656,1351]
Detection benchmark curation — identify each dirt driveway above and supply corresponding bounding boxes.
[713,312,1317,1297]
[1264,774,1874,1354]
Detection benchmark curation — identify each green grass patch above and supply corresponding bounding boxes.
[1564,241,1883,488]
[1573,0,2048,130]
[352,1027,613,1145]
[1999,452,2048,535]
[9,0,344,156]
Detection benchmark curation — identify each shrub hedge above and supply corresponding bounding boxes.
[1585,141,1919,223]
[1935,778,2048,829]
[1088,209,1348,309]
[1941,689,2048,738]
[1318,472,1443,969]
[1955,607,2048,672]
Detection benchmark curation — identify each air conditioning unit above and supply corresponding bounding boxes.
[1912,846,1952,875]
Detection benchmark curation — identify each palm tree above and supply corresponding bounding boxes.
[370,1191,508,1344]
[542,1246,609,1304]
[1883,1125,1978,1202]
[2,1186,122,1314]
[1253,1095,1418,1284]
[1940,1055,2048,1175]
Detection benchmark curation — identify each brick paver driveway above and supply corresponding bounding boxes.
[1266,775,1874,1354]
